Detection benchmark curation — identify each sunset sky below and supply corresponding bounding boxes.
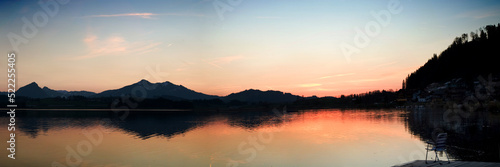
[1,0,499,97]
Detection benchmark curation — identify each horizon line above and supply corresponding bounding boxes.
[3,79,400,98]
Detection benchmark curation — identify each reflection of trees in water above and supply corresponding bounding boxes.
[335,109,407,124]
[8,110,289,139]
[12,109,498,161]
[225,111,289,130]
[406,109,500,162]
[14,109,403,138]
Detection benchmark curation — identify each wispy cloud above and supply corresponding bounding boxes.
[82,12,208,19]
[299,83,322,87]
[206,55,244,68]
[319,73,355,79]
[312,88,338,91]
[76,33,161,59]
[319,76,333,79]
[85,13,159,19]
[346,78,384,83]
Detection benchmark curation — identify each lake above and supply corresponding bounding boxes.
[1,108,499,167]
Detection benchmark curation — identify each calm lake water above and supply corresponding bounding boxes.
[1,109,499,167]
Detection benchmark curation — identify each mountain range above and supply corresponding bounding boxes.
[8,79,301,103]
[15,82,97,98]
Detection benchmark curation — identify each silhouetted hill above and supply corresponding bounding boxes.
[65,91,97,97]
[16,82,97,98]
[12,80,303,105]
[42,87,62,97]
[16,82,49,98]
[404,23,500,90]
[223,89,300,103]
[42,87,96,97]
[94,79,219,100]
[9,80,398,109]
[11,80,307,108]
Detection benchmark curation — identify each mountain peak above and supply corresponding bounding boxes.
[27,82,40,88]
[17,82,48,98]
[137,79,152,84]
[96,80,218,100]
[162,81,173,86]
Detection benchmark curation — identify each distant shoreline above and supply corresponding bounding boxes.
[0,108,192,112]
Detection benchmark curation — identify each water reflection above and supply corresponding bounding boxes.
[13,109,408,140]
[1,109,499,166]
[11,110,292,139]
[405,109,500,162]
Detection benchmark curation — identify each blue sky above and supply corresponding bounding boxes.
[1,0,499,96]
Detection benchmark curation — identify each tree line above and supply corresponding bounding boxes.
[404,23,500,91]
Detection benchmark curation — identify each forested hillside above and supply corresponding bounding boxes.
[404,24,500,91]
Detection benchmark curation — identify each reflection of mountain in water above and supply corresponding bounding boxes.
[117,113,210,139]
[14,111,114,138]
[9,110,288,139]
[11,109,499,162]
[405,109,500,162]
